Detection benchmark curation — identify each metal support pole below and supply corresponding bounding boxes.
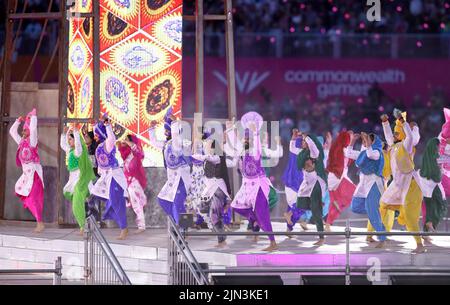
[53,256,62,285]
[345,219,351,285]
[0,0,17,219]
[84,221,90,285]
[93,1,100,120]
[195,0,204,115]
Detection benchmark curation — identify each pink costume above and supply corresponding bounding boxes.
[9,109,44,222]
[439,108,450,197]
[326,131,356,225]
[119,136,148,230]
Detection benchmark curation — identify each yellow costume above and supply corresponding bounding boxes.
[379,115,423,245]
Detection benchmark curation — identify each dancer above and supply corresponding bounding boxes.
[282,129,306,235]
[346,132,387,248]
[82,128,102,222]
[118,134,148,234]
[366,141,395,243]
[149,113,191,225]
[10,109,45,233]
[297,134,332,230]
[296,132,327,246]
[380,111,425,253]
[324,130,356,231]
[89,117,129,240]
[200,136,232,247]
[61,124,95,234]
[230,111,278,252]
[419,138,448,233]
[438,107,450,197]
[187,136,206,228]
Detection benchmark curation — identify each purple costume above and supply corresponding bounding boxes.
[230,112,275,241]
[89,123,128,229]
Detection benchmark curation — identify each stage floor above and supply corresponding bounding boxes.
[1,221,450,284]
[1,221,450,253]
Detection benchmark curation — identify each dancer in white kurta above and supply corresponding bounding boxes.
[89,119,129,240]
[10,109,45,233]
[149,120,191,225]
[380,111,425,253]
[61,126,95,233]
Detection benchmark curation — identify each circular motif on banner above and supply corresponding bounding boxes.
[143,0,175,20]
[69,39,89,76]
[67,81,75,115]
[110,39,168,78]
[70,45,85,69]
[153,13,182,50]
[79,71,92,117]
[103,0,139,22]
[140,69,181,123]
[100,12,132,46]
[100,69,137,125]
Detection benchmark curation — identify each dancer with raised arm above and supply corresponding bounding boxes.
[200,135,232,247]
[118,134,148,234]
[230,111,278,252]
[282,129,306,235]
[61,124,95,234]
[296,132,328,246]
[187,135,207,229]
[149,110,191,225]
[324,130,356,232]
[89,116,129,240]
[346,132,387,248]
[380,110,425,253]
[10,109,45,233]
[82,127,102,222]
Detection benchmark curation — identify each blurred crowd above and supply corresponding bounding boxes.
[198,0,450,35]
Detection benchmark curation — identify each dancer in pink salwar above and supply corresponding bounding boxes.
[9,109,45,233]
[118,134,148,233]
[324,130,356,231]
[438,107,450,197]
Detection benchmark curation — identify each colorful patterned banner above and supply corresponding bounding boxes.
[68,0,183,166]
[99,0,182,166]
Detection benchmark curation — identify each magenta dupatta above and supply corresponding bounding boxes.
[119,135,147,189]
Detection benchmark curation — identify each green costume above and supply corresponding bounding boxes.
[296,135,327,238]
[63,132,96,228]
[420,138,447,231]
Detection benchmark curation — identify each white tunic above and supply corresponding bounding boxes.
[419,157,449,199]
[9,116,44,197]
[60,129,82,194]
[229,131,270,210]
[344,146,384,198]
[149,128,192,203]
[380,121,422,205]
[89,125,128,199]
[201,155,231,200]
[297,137,327,197]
